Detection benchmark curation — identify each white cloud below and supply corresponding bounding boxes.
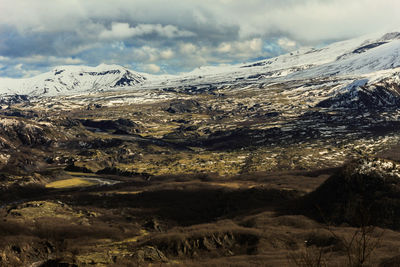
[56,57,84,65]
[21,69,42,78]
[130,46,174,64]
[216,38,263,58]
[12,55,84,65]
[277,38,297,51]
[132,46,159,62]
[217,43,232,53]
[160,49,174,60]
[14,63,23,71]
[239,38,263,52]
[99,23,135,40]
[99,23,195,40]
[11,63,41,78]
[2,0,399,42]
[179,43,197,54]
[1,0,400,77]
[143,63,161,73]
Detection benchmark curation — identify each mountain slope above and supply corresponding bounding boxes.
[0,32,400,98]
[291,39,400,79]
[142,32,400,97]
[0,64,148,97]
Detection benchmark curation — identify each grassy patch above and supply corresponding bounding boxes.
[46,178,96,189]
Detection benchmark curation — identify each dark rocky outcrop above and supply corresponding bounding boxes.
[352,42,387,54]
[64,164,93,173]
[0,118,57,147]
[316,82,400,111]
[79,118,142,134]
[131,246,168,263]
[165,100,203,114]
[142,229,260,259]
[96,167,151,179]
[301,158,400,229]
[0,95,30,106]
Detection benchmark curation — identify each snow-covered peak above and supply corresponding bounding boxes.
[247,32,400,75]
[1,32,400,98]
[0,64,148,97]
[287,39,400,79]
[158,31,400,89]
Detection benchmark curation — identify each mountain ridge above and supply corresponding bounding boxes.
[0,64,148,97]
[0,31,400,97]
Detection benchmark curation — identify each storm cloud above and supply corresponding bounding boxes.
[0,0,399,77]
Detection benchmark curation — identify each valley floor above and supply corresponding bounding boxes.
[1,83,400,266]
[1,164,400,266]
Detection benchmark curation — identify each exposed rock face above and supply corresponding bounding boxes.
[166,99,203,114]
[143,230,259,259]
[132,246,168,263]
[79,118,142,134]
[0,95,29,106]
[113,71,146,87]
[352,42,388,54]
[317,79,400,110]
[0,117,68,172]
[0,118,55,147]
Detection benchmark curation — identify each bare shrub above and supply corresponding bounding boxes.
[327,224,383,267]
[288,245,330,267]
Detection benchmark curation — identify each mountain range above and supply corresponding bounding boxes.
[1,31,400,99]
[2,32,400,266]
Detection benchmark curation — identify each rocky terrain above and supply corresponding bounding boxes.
[0,32,400,266]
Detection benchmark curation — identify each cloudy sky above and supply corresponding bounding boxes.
[0,0,399,78]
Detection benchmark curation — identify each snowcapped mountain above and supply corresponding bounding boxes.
[167,31,400,86]
[143,31,400,111]
[0,64,148,97]
[1,32,400,98]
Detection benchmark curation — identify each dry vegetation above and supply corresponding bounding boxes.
[1,90,400,266]
[0,163,400,266]
[46,178,96,189]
